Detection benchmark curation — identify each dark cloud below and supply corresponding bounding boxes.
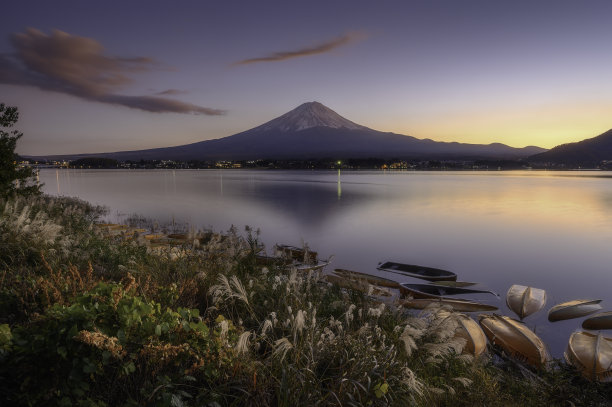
[234,32,365,65]
[0,28,225,115]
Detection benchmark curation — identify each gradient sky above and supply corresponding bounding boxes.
[3,0,612,155]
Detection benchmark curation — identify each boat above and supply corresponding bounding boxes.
[377,261,457,282]
[479,314,550,368]
[332,269,400,288]
[455,314,488,357]
[398,298,498,312]
[293,259,330,272]
[548,299,602,322]
[399,283,498,299]
[323,274,392,297]
[274,244,318,264]
[430,281,477,288]
[582,311,612,330]
[506,285,547,320]
[564,331,612,382]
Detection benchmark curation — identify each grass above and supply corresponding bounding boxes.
[0,194,610,406]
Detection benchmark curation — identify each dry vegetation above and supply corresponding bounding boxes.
[0,195,610,406]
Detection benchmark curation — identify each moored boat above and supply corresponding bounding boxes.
[399,283,498,299]
[506,285,547,320]
[323,274,392,297]
[333,269,400,288]
[565,331,612,382]
[398,298,498,312]
[548,299,603,322]
[455,314,488,357]
[377,261,457,282]
[582,311,612,330]
[431,281,478,288]
[478,314,550,368]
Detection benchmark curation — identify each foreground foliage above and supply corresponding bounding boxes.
[0,195,610,406]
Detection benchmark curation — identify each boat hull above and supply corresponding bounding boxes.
[377,261,457,282]
[506,285,547,320]
[548,299,603,322]
[582,311,612,330]
[479,314,550,368]
[565,331,612,382]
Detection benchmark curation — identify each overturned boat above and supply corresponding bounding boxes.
[377,261,457,282]
[565,331,612,382]
[399,283,498,300]
[582,311,612,330]
[479,314,550,368]
[398,298,498,312]
[333,269,400,289]
[506,285,547,320]
[548,299,603,322]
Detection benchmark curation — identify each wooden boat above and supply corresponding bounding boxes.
[332,269,400,289]
[144,233,165,240]
[254,254,291,267]
[548,299,603,322]
[274,244,318,264]
[293,259,330,272]
[399,283,498,299]
[455,314,488,357]
[323,274,392,297]
[582,311,612,330]
[564,331,612,382]
[431,281,477,288]
[377,261,457,282]
[399,298,498,312]
[506,285,547,320]
[479,314,550,368]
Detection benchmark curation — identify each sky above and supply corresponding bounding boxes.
[2,0,612,155]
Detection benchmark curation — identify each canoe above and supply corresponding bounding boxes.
[333,269,400,288]
[506,285,547,320]
[399,298,498,312]
[564,331,612,382]
[377,261,457,282]
[274,244,318,264]
[293,259,330,272]
[399,283,498,299]
[431,281,478,288]
[548,299,603,322]
[479,314,550,368]
[323,274,392,297]
[582,311,612,330]
[455,314,487,357]
[144,233,165,240]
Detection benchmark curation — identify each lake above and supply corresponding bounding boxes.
[40,168,612,357]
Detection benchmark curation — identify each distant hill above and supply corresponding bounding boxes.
[31,102,546,161]
[529,129,612,167]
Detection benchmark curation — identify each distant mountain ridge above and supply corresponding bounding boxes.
[31,102,547,161]
[529,129,612,167]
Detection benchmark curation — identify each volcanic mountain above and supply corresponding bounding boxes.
[528,129,612,167]
[37,102,546,161]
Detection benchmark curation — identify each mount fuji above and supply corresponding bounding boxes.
[36,102,546,161]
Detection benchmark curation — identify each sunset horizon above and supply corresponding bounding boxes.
[3,1,612,155]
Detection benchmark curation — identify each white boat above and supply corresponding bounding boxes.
[506,285,546,320]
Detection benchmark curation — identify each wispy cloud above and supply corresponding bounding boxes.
[154,89,188,96]
[234,32,366,66]
[0,28,225,115]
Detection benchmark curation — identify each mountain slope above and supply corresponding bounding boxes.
[33,102,546,161]
[529,129,612,166]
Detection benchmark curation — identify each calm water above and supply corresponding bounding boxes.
[40,169,612,357]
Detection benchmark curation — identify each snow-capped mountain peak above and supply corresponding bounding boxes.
[251,101,369,132]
